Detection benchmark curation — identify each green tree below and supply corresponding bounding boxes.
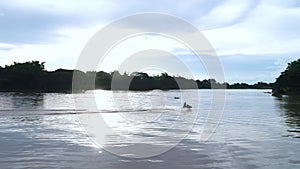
[0,61,45,90]
[273,58,300,94]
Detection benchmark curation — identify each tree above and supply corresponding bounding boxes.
[0,61,45,90]
[273,58,300,94]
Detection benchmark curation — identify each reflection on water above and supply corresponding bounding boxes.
[0,92,44,110]
[11,93,44,109]
[11,116,42,123]
[0,90,299,169]
[275,95,300,136]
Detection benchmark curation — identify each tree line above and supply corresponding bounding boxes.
[0,61,274,92]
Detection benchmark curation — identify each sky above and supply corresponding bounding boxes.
[0,0,300,83]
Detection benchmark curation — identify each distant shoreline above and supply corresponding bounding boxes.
[0,88,273,94]
[0,61,274,93]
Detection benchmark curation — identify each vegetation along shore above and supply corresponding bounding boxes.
[0,58,298,93]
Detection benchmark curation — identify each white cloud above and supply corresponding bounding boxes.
[0,43,17,51]
[203,0,300,56]
[197,0,259,29]
[5,0,116,14]
[0,0,300,83]
[0,25,102,70]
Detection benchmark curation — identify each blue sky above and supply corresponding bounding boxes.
[0,0,300,83]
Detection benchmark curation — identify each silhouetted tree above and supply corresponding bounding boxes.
[273,58,300,94]
[0,61,45,90]
[0,61,274,92]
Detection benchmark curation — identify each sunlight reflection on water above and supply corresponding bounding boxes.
[0,90,299,168]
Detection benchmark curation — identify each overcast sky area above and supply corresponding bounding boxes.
[0,0,300,83]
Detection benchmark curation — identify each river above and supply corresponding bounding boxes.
[0,90,299,169]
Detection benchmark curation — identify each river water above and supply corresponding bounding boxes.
[0,90,299,169]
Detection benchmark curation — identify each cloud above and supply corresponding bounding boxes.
[0,0,256,45]
[0,0,116,44]
[0,26,101,70]
[196,0,260,29]
[0,0,300,83]
[0,5,69,44]
[203,0,300,55]
[0,43,17,51]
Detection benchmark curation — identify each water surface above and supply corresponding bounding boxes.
[0,90,299,169]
